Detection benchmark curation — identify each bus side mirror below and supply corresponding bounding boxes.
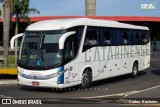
[10,33,24,49]
[59,31,76,49]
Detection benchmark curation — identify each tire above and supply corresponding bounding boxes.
[131,62,138,78]
[81,69,92,88]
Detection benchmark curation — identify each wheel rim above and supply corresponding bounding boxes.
[82,72,89,86]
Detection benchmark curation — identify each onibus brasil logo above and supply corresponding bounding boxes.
[141,3,158,10]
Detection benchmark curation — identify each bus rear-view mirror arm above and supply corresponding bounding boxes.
[10,33,24,49]
[59,31,76,49]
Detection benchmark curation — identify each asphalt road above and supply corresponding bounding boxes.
[0,52,160,106]
[0,66,159,98]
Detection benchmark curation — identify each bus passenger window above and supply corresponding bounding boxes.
[142,32,149,44]
[84,37,91,46]
[103,31,110,45]
[83,27,98,51]
[90,36,97,45]
[136,32,142,44]
[122,31,128,45]
[64,36,75,62]
[127,31,132,45]
[131,31,136,45]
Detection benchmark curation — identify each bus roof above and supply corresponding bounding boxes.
[26,18,149,31]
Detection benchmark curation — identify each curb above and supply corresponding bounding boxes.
[0,68,17,75]
[0,80,18,85]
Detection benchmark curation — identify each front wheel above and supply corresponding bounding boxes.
[131,63,138,78]
[81,69,92,88]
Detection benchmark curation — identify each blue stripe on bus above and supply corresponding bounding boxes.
[57,66,64,84]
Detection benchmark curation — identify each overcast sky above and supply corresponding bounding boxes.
[1,0,160,16]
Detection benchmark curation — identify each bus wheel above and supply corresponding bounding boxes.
[131,62,138,78]
[81,69,92,88]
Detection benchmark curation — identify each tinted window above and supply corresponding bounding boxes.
[110,29,122,45]
[64,36,75,62]
[142,31,149,44]
[130,30,149,45]
[64,26,84,63]
[101,28,111,46]
[127,30,132,45]
[136,32,143,44]
[67,26,84,55]
[83,27,149,48]
[122,31,128,45]
[83,26,99,51]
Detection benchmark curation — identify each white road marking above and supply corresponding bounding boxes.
[80,91,139,99]
[124,84,160,97]
[80,85,160,99]
[0,95,12,98]
[0,80,18,85]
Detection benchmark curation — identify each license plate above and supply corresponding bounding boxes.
[32,81,40,86]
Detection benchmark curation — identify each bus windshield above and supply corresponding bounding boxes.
[18,31,65,70]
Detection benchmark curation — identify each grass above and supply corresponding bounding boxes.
[0,55,17,68]
[8,55,15,64]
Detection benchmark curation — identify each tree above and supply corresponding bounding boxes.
[1,0,40,67]
[12,0,40,64]
[85,0,96,16]
[2,0,11,67]
[12,0,40,35]
[1,0,40,33]
[0,0,13,16]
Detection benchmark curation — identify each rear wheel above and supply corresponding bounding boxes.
[131,62,138,78]
[81,69,92,88]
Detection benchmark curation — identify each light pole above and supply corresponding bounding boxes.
[85,0,96,16]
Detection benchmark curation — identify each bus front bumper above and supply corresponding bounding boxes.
[18,75,64,88]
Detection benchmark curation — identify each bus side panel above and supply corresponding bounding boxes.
[98,47,111,80]
[78,47,100,82]
[99,60,111,80]
[138,43,150,71]
[116,46,131,75]
[63,61,75,87]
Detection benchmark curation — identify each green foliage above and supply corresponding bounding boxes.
[0,55,16,68]
[0,0,40,26]
[1,0,40,67]
[13,0,40,26]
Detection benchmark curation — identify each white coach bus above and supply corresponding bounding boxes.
[11,18,150,88]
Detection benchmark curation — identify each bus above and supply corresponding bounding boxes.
[10,18,150,88]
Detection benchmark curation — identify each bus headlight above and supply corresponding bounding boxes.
[18,70,24,76]
[49,67,68,79]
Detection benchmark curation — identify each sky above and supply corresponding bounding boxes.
[1,0,160,16]
[29,0,160,16]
